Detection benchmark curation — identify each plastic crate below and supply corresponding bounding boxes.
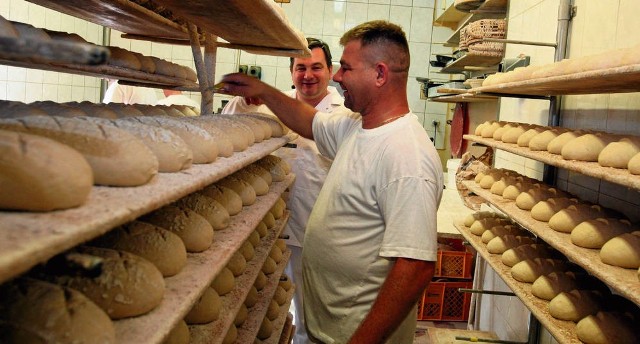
[418,281,472,321]
[434,250,474,279]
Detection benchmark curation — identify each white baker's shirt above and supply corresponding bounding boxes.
[102,80,158,105]
[156,94,200,112]
[222,86,346,247]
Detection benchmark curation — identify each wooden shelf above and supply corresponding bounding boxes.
[429,93,498,103]
[263,288,295,344]
[472,64,640,96]
[463,181,640,307]
[26,0,310,58]
[188,216,291,344]
[441,53,502,73]
[116,189,292,343]
[0,35,109,66]
[444,0,508,47]
[433,4,467,30]
[455,223,581,344]
[271,312,294,344]
[0,136,291,285]
[464,135,640,192]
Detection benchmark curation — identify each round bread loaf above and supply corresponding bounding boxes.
[266,300,280,321]
[41,246,165,319]
[184,287,221,324]
[0,129,93,211]
[530,197,579,222]
[531,271,578,301]
[480,121,502,138]
[217,176,257,206]
[212,267,235,296]
[571,218,633,249]
[244,286,259,308]
[234,304,249,327]
[492,122,516,141]
[222,325,237,344]
[262,256,277,274]
[270,197,286,219]
[548,204,604,233]
[198,184,243,216]
[511,258,568,283]
[628,152,640,175]
[599,231,640,268]
[501,243,553,267]
[528,128,565,151]
[598,138,640,168]
[561,133,615,162]
[0,278,115,343]
[174,193,230,230]
[239,240,255,261]
[481,225,521,244]
[469,217,510,236]
[517,127,545,147]
[255,221,269,238]
[248,230,261,247]
[487,235,535,254]
[547,131,582,154]
[576,311,639,344]
[141,205,214,252]
[548,289,601,322]
[257,317,273,340]
[263,211,277,229]
[0,116,158,186]
[227,251,247,277]
[233,169,270,196]
[164,320,189,344]
[254,271,268,291]
[91,221,187,277]
[474,121,491,136]
[463,211,501,227]
[516,187,564,210]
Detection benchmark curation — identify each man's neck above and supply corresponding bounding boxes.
[297,89,330,108]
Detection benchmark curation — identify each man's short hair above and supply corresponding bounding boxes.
[340,20,410,73]
[290,37,333,69]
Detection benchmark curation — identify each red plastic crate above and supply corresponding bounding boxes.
[434,250,474,279]
[417,281,472,321]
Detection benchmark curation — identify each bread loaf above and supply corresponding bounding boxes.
[122,116,218,164]
[227,251,247,276]
[547,131,582,154]
[517,127,546,147]
[502,181,536,200]
[274,285,288,305]
[0,116,158,186]
[474,121,491,136]
[0,129,93,211]
[37,246,165,319]
[515,187,563,210]
[511,258,568,283]
[198,184,243,216]
[12,22,51,41]
[576,311,639,344]
[561,133,616,162]
[257,317,273,340]
[279,276,293,291]
[217,176,257,206]
[263,211,277,229]
[531,271,578,301]
[530,197,579,222]
[571,218,633,249]
[164,320,189,344]
[275,238,287,252]
[212,268,235,296]
[181,117,234,157]
[225,115,267,142]
[481,225,522,244]
[175,193,230,230]
[463,211,502,227]
[262,256,277,274]
[486,235,535,254]
[0,15,19,38]
[548,289,601,322]
[75,102,120,119]
[469,217,510,236]
[256,155,289,181]
[201,116,254,151]
[108,46,141,70]
[184,287,221,324]
[254,271,268,291]
[492,122,516,141]
[255,221,269,238]
[489,175,518,195]
[247,230,261,247]
[480,121,502,138]
[244,286,259,308]
[270,197,286,219]
[0,278,115,343]
[222,325,238,344]
[233,169,270,196]
[501,243,554,267]
[598,138,640,168]
[141,205,214,252]
[599,231,640,268]
[548,203,604,233]
[502,125,531,144]
[234,304,249,327]
[242,113,286,137]
[266,300,280,321]
[245,163,273,186]
[77,116,193,173]
[528,128,565,151]
[91,221,187,277]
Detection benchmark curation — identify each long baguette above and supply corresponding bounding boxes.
[0,115,158,186]
[0,129,93,211]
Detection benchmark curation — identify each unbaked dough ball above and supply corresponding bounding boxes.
[489,175,519,196]
[515,187,564,210]
[529,128,566,151]
[274,286,288,306]
[234,304,249,327]
[561,133,616,162]
[275,239,287,252]
[599,231,640,269]
[598,138,640,168]
[266,300,280,321]
[254,271,268,291]
[255,221,269,238]
[263,212,276,229]
[548,289,602,322]
[576,311,639,344]
[262,256,277,274]
[239,240,256,261]
[212,268,235,296]
[487,235,535,254]
[548,203,605,233]
[184,287,221,324]
[257,317,273,340]
[570,218,633,249]
[628,151,640,175]
[469,217,511,236]
[227,251,247,277]
[531,271,578,301]
[222,324,237,344]
[530,197,579,222]
[244,286,259,308]
[269,245,284,263]
[463,211,502,227]
[511,258,568,283]
[547,131,583,154]
[492,122,517,141]
[517,127,546,147]
[474,121,492,136]
[248,230,261,247]
[501,243,553,267]
[163,320,189,344]
[502,125,531,144]
[502,181,536,200]
[480,121,503,138]
[481,225,522,244]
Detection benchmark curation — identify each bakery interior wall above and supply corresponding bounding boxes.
[472,1,640,344]
[0,0,453,169]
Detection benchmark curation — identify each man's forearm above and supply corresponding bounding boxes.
[258,88,317,139]
[348,258,435,344]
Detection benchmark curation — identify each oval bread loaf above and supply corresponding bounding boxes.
[517,127,545,147]
[481,225,521,244]
[548,289,601,322]
[561,133,615,162]
[0,129,93,211]
[528,128,565,151]
[217,176,257,206]
[0,116,158,186]
[548,203,604,233]
[164,320,190,344]
[547,131,582,154]
[91,221,187,277]
[576,311,639,344]
[530,197,578,222]
[628,152,640,175]
[37,246,165,319]
[511,258,568,283]
[516,187,564,210]
[463,211,501,227]
[486,235,535,254]
[233,169,269,196]
[184,287,221,324]
[598,138,640,168]
[599,231,640,269]
[0,278,115,343]
[242,113,286,137]
[141,205,214,252]
[501,243,553,267]
[531,271,578,301]
[181,117,234,157]
[570,218,632,249]
[212,267,235,296]
[174,193,230,230]
[202,116,254,151]
[198,184,243,216]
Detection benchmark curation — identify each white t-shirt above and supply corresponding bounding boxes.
[102,81,158,105]
[156,94,200,112]
[222,87,346,247]
[303,111,444,344]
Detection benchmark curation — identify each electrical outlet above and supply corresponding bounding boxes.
[238,65,248,74]
[248,65,262,79]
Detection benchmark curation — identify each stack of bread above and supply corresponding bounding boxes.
[473,120,640,175]
[482,44,640,87]
[0,99,286,212]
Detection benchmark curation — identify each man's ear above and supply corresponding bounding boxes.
[375,63,389,87]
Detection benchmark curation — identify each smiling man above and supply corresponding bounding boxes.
[222,37,347,344]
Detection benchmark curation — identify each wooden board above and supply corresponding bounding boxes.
[116,193,292,343]
[463,181,640,307]
[433,5,468,30]
[473,64,640,96]
[464,135,640,192]
[0,36,108,66]
[154,0,310,57]
[429,93,498,103]
[26,0,189,40]
[441,54,503,73]
[455,223,582,344]
[256,279,295,344]
[444,0,507,46]
[0,136,290,285]
[427,328,499,344]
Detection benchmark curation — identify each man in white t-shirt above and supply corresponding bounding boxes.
[222,37,347,344]
[219,21,443,343]
[102,79,158,105]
